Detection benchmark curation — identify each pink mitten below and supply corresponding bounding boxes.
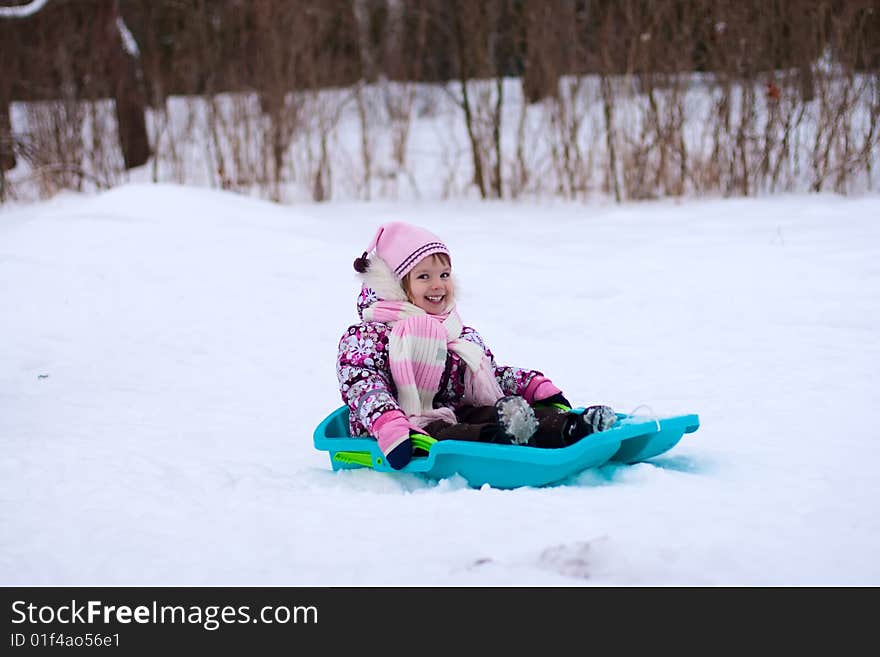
[372,410,420,470]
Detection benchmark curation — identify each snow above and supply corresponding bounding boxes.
[115,16,140,57]
[0,0,50,19]
[1,183,879,586]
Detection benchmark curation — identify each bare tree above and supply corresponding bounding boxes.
[107,1,150,170]
[0,1,50,183]
[1,0,150,184]
[3,0,877,203]
[444,0,514,199]
[0,0,49,18]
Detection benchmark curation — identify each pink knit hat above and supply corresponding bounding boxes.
[353,221,450,279]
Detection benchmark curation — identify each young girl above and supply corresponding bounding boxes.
[336,221,617,470]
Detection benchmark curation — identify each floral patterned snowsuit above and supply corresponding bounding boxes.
[336,286,548,439]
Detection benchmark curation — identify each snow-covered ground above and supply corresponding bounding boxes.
[1,183,878,585]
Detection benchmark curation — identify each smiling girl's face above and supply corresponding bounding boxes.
[403,253,454,314]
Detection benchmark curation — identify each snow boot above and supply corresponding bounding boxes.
[528,410,582,448]
[550,405,617,446]
[528,405,618,448]
[580,405,617,434]
[494,395,539,445]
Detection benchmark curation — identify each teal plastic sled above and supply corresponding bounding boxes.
[313,406,700,489]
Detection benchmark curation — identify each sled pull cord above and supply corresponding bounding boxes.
[627,404,661,432]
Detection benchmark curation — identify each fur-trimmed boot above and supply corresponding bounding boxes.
[580,405,617,433]
[494,396,539,445]
[529,405,618,448]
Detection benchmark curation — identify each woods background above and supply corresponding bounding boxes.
[1,0,878,203]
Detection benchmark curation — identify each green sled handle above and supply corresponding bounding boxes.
[332,433,437,469]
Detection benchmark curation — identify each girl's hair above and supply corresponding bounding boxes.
[401,252,452,301]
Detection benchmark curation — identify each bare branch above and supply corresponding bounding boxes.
[116,14,139,57]
[0,0,50,19]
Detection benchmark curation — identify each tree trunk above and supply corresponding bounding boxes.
[0,101,14,172]
[114,63,150,169]
[451,1,486,198]
[799,62,815,103]
[521,0,560,104]
[107,3,150,170]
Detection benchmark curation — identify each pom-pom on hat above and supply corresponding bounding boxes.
[353,221,450,280]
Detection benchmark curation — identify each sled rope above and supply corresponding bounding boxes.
[627,404,661,432]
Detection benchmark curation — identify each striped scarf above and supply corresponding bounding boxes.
[363,301,505,428]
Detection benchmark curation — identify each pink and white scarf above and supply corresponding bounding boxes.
[363,301,505,428]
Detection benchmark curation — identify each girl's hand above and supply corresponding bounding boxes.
[371,410,429,469]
